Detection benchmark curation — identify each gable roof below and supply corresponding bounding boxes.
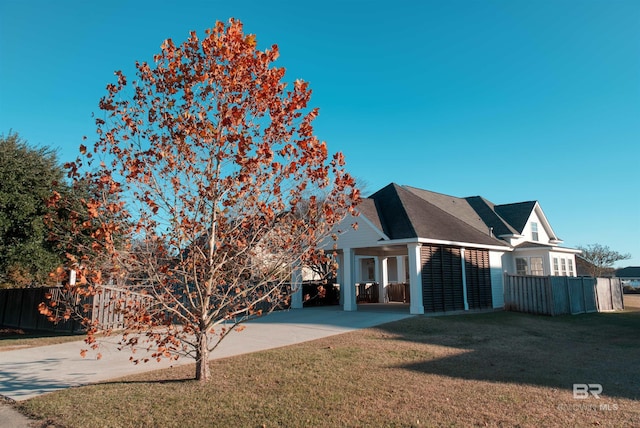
[355,198,384,233]
[367,183,505,247]
[493,201,537,234]
[464,196,519,237]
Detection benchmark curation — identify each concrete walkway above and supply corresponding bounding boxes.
[0,306,413,403]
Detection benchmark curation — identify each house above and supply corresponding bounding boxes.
[615,266,640,288]
[304,183,580,314]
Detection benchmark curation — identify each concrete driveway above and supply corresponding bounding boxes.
[0,305,413,401]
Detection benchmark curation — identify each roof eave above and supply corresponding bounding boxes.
[379,237,512,252]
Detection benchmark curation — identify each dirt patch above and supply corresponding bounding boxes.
[624,294,640,309]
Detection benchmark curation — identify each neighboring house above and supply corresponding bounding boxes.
[311,183,580,314]
[615,266,640,288]
[575,256,615,277]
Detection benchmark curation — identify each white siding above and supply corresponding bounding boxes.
[549,251,578,277]
[511,210,551,246]
[501,252,515,275]
[327,216,386,250]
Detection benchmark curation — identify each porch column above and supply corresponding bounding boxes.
[407,243,424,314]
[460,248,469,311]
[373,256,381,303]
[342,247,357,311]
[380,257,389,303]
[290,264,303,309]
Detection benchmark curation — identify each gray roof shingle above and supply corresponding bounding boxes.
[368,183,505,246]
[493,201,537,234]
[616,266,640,278]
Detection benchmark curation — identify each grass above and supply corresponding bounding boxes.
[0,328,85,351]
[14,295,640,427]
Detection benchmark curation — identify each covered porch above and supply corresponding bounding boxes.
[333,242,425,315]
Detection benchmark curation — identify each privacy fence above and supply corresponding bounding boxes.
[504,275,624,316]
[0,285,152,333]
[1,282,298,333]
[0,287,85,333]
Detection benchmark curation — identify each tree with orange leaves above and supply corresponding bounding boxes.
[43,19,359,382]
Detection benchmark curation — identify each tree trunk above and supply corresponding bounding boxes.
[195,330,210,382]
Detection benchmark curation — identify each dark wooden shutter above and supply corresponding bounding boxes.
[464,249,493,309]
[421,245,464,312]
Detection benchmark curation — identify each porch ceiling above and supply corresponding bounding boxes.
[353,245,408,257]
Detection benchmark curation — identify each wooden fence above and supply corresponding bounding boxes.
[594,277,625,312]
[0,287,85,333]
[387,283,410,303]
[89,285,154,330]
[504,275,624,315]
[1,282,296,333]
[356,282,379,303]
[0,285,153,332]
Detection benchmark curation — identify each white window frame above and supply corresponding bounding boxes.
[530,257,544,276]
[516,258,528,275]
[531,222,539,242]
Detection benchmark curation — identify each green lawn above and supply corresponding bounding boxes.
[15,296,640,427]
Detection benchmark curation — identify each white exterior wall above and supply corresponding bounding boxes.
[328,217,386,251]
[501,253,515,275]
[510,210,551,247]
[512,249,553,275]
[548,251,578,277]
[490,251,505,308]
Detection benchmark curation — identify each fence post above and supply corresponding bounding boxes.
[609,278,614,310]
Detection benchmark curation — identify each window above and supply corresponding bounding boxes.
[531,222,539,241]
[516,258,528,275]
[568,259,574,277]
[553,258,559,276]
[561,258,567,276]
[530,257,544,276]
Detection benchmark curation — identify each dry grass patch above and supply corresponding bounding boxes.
[17,304,640,427]
[0,329,85,351]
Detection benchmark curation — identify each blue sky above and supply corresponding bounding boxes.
[1,0,639,266]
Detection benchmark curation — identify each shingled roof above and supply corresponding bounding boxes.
[367,183,505,246]
[464,196,519,237]
[493,201,537,234]
[616,266,640,278]
[355,198,384,233]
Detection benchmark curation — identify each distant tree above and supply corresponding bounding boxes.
[42,19,359,383]
[0,132,66,288]
[577,243,631,277]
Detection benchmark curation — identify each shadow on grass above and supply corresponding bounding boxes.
[377,308,640,401]
[89,377,196,388]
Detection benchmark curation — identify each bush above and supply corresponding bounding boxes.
[303,282,339,306]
